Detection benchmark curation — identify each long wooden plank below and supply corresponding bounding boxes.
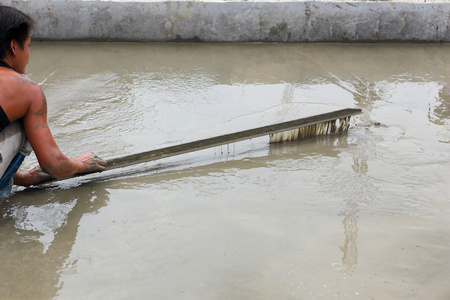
[105,108,362,171]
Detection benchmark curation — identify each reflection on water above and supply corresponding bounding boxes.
[340,204,359,275]
[0,42,449,299]
[339,157,369,275]
[0,186,110,299]
[10,200,77,253]
[435,82,450,126]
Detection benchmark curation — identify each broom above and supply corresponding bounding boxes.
[41,108,362,184]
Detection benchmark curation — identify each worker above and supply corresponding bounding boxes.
[0,6,106,197]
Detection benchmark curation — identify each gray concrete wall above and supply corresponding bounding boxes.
[3,0,450,42]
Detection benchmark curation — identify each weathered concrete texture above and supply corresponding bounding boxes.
[3,0,450,42]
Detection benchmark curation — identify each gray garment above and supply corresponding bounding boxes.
[0,121,31,199]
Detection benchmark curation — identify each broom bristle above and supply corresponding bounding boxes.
[269,117,351,143]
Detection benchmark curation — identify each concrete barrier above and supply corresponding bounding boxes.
[3,0,450,42]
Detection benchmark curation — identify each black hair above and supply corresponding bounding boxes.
[0,6,35,60]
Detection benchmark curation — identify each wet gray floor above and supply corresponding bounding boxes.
[0,42,449,299]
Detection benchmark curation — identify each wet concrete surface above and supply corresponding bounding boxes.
[0,42,449,299]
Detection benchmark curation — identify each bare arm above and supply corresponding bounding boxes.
[13,152,106,186]
[3,74,106,186]
[22,84,85,178]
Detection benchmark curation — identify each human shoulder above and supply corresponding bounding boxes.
[1,71,39,92]
[9,72,42,99]
[12,72,39,89]
[0,71,44,122]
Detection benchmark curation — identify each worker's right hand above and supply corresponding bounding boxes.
[75,152,107,174]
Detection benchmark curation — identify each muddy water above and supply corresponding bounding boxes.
[0,42,449,299]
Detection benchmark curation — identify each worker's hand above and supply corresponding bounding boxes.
[75,152,107,173]
[14,153,106,187]
[14,168,52,186]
